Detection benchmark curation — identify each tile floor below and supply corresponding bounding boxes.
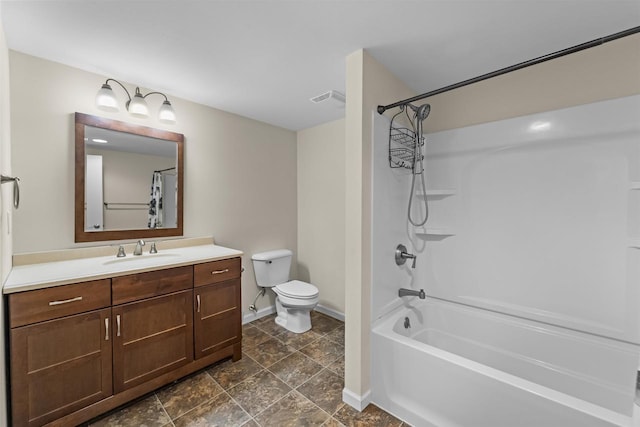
[87,311,408,427]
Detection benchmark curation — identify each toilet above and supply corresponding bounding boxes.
[251,249,319,333]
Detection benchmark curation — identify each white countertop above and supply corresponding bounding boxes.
[4,244,243,294]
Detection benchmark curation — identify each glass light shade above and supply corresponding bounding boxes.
[128,93,149,117]
[158,100,176,123]
[95,84,119,112]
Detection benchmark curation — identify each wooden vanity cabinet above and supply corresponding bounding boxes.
[8,280,112,427]
[8,257,242,427]
[194,258,242,360]
[112,290,194,393]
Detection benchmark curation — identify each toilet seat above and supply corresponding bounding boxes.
[274,280,318,299]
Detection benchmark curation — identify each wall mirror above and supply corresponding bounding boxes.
[75,112,184,242]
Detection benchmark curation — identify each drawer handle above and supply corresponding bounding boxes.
[116,314,121,337]
[105,318,109,341]
[196,294,201,313]
[48,296,83,306]
[211,269,229,275]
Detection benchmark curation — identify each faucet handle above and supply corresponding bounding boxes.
[149,242,157,254]
[116,245,126,258]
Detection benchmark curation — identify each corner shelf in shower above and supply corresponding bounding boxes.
[628,240,640,249]
[414,227,456,237]
[417,189,457,198]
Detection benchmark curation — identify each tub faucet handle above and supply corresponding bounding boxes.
[395,244,417,268]
[149,242,157,254]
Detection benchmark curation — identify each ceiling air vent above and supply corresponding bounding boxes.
[310,90,346,107]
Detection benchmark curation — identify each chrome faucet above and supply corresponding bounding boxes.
[133,239,145,256]
[398,288,426,299]
[395,244,417,268]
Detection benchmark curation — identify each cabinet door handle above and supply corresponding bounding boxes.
[105,318,109,341]
[48,296,83,306]
[211,269,229,275]
[116,314,121,337]
[196,294,201,313]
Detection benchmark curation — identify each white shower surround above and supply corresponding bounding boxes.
[370,95,640,426]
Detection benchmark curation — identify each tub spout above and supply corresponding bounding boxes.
[398,288,425,299]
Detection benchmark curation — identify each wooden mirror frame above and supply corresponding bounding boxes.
[75,112,184,242]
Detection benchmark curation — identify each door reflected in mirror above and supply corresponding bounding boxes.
[75,113,184,243]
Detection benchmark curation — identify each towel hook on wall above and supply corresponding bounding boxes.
[1,175,20,209]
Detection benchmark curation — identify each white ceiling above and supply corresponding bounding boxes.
[1,1,639,131]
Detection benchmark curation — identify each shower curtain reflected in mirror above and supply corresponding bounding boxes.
[148,171,163,228]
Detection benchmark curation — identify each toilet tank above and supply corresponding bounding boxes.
[251,249,292,287]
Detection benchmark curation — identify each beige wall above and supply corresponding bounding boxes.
[344,49,415,404]
[344,33,640,407]
[0,8,10,425]
[425,33,640,133]
[9,51,297,313]
[297,118,345,314]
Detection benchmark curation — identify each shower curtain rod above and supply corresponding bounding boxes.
[154,167,176,173]
[377,25,640,115]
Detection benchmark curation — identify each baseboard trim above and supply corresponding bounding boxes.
[243,303,344,324]
[242,305,275,324]
[342,388,371,411]
[315,304,345,321]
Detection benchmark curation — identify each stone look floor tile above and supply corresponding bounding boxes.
[322,417,347,427]
[275,328,322,350]
[254,390,329,427]
[334,403,404,427]
[310,312,343,335]
[327,357,345,378]
[227,370,292,416]
[254,316,288,336]
[89,395,170,427]
[156,371,223,420]
[268,351,324,388]
[299,337,344,367]
[242,325,273,348]
[325,326,345,346]
[243,337,295,367]
[172,392,250,427]
[297,369,345,415]
[241,419,260,427]
[207,353,263,389]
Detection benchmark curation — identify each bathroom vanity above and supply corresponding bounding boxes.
[4,240,242,427]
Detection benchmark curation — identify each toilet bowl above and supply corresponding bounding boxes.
[251,250,319,333]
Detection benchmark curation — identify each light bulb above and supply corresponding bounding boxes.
[95,84,119,112]
[158,100,176,123]
[128,89,149,117]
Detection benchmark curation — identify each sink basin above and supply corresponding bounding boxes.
[102,253,180,266]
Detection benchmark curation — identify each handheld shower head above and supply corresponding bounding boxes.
[408,103,431,121]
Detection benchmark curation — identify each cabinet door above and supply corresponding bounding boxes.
[11,308,112,427]
[112,290,193,393]
[194,279,241,359]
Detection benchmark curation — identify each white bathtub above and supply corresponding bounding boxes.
[371,298,639,427]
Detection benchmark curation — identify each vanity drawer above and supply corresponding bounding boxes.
[9,279,111,328]
[112,265,193,305]
[194,257,241,287]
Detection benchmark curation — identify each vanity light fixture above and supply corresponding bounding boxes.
[95,78,177,124]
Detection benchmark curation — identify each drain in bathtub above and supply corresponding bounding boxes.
[404,317,411,329]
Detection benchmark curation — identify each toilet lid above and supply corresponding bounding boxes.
[275,280,319,299]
